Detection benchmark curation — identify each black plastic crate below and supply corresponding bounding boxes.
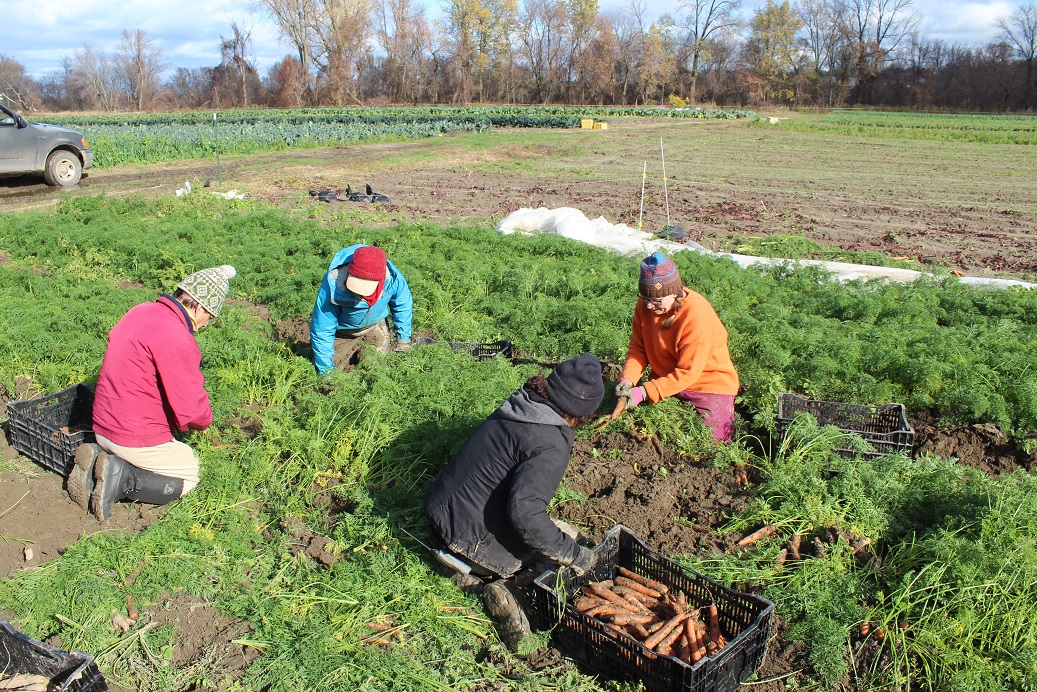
[0,618,108,691]
[529,525,773,692]
[776,392,914,458]
[412,338,513,360]
[6,384,95,476]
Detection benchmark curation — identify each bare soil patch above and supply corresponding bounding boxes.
[2,118,1034,281]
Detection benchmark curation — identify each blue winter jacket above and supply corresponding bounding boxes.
[310,245,414,373]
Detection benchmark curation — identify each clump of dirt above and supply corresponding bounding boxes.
[275,315,312,359]
[144,591,260,673]
[281,515,342,567]
[912,411,1035,475]
[558,431,748,557]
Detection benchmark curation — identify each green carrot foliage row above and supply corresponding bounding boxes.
[0,194,1035,690]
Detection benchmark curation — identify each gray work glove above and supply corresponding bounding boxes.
[615,378,633,398]
[564,545,597,577]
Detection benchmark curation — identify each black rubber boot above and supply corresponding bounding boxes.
[90,455,184,521]
[68,443,102,512]
[482,580,531,652]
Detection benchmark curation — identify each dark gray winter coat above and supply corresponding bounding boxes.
[424,388,583,578]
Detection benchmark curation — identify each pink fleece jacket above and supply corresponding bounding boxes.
[91,295,213,447]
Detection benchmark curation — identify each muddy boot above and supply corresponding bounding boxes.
[482,580,531,652]
[90,454,184,521]
[68,443,102,512]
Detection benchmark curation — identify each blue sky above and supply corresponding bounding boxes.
[6,0,1026,79]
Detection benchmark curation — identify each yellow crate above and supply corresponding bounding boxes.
[581,118,594,129]
[593,122,608,130]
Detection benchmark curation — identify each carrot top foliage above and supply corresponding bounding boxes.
[1,194,1036,690]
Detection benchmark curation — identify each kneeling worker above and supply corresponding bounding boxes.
[310,244,413,374]
[424,353,604,650]
[70,265,236,521]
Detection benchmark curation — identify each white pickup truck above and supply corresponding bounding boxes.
[0,103,93,186]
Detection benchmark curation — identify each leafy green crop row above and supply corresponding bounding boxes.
[39,105,755,168]
[772,109,1037,144]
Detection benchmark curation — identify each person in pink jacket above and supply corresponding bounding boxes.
[68,265,236,521]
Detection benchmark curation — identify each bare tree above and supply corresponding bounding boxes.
[221,21,257,106]
[0,55,41,111]
[797,0,851,106]
[673,0,741,102]
[311,0,375,105]
[257,0,317,100]
[845,0,919,104]
[375,0,433,102]
[70,45,122,111]
[997,2,1037,110]
[115,29,168,111]
[518,0,569,102]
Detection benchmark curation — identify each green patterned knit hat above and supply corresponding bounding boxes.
[177,265,236,317]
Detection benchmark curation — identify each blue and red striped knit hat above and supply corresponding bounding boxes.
[639,252,682,298]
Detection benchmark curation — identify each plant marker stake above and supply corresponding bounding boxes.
[660,137,671,227]
[638,161,647,231]
[214,112,222,185]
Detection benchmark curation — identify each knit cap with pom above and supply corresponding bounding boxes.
[638,252,682,299]
[178,265,237,317]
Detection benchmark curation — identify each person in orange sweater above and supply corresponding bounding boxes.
[616,252,740,443]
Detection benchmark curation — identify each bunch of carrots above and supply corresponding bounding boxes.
[572,567,728,664]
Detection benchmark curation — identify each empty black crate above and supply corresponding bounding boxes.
[776,392,914,458]
[0,618,108,691]
[413,338,513,360]
[529,525,773,692]
[6,384,95,476]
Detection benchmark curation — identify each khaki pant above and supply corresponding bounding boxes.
[95,434,200,493]
[333,320,391,369]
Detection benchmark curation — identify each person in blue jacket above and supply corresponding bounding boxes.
[310,244,413,373]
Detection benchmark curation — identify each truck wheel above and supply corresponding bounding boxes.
[43,149,83,186]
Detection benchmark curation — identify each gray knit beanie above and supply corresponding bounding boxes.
[546,353,604,417]
[177,265,236,317]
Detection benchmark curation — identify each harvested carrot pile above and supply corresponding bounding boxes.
[573,567,729,664]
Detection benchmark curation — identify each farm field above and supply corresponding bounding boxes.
[1,109,1037,691]
[1,110,1035,280]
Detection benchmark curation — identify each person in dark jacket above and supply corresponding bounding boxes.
[424,352,605,650]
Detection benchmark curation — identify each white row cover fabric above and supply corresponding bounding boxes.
[496,207,1034,290]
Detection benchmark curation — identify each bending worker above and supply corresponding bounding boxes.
[424,353,604,650]
[70,265,236,521]
[617,252,740,443]
[310,244,413,374]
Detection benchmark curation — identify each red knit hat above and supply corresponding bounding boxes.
[346,246,387,297]
[639,252,682,299]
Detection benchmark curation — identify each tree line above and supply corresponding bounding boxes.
[1,0,1035,113]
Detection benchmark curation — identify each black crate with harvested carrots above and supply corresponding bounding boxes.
[529,525,773,692]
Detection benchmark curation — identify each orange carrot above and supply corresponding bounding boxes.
[687,618,706,662]
[588,582,639,610]
[788,533,802,560]
[644,614,687,650]
[616,567,669,595]
[615,576,663,598]
[574,596,610,612]
[610,612,656,626]
[707,603,722,651]
[736,524,777,547]
[656,617,686,652]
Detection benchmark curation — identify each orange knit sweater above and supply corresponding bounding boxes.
[620,288,739,402]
